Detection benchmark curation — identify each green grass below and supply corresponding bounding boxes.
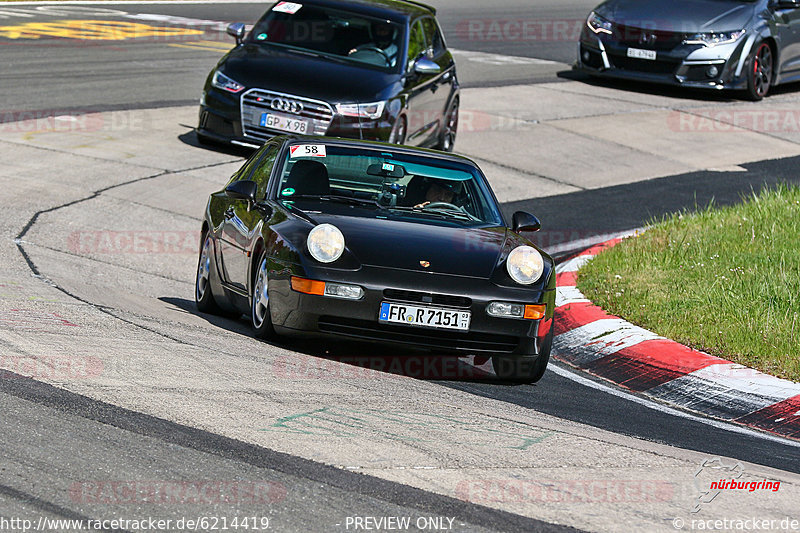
[577,185,800,381]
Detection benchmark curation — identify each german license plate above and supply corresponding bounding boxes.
[260,113,309,134]
[379,302,471,331]
[627,47,656,60]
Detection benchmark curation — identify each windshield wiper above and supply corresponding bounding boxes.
[389,205,479,222]
[286,194,384,209]
[429,207,480,222]
[267,44,350,64]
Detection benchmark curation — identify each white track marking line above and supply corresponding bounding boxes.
[450,48,560,66]
[553,229,643,264]
[686,363,800,398]
[548,363,800,447]
[548,231,632,256]
[557,254,593,273]
[555,318,664,358]
[555,285,590,307]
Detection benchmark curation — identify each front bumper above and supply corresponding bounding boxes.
[576,29,752,91]
[198,86,394,147]
[267,263,555,357]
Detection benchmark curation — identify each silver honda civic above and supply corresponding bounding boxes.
[577,0,800,100]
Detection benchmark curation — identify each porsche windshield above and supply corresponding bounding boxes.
[249,4,405,72]
[275,144,504,227]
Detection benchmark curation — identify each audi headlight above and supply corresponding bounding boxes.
[586,11,612,35]
[683,30,745,47]
[211,70,245,93]
[335,101,387,120]
[307,224,345,263]
[506,246,544,285]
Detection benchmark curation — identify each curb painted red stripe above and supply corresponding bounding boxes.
[582,340,726,392]
[578,238,623,257]
[555,271,578,286]
[735,395,800,439]
[554,302,612,336]
[553,235,800,441]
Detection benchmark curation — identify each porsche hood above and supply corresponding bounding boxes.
[307,214,511,278]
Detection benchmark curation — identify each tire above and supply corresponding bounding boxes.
[745,41,773,101]
[436,98,459,152]
[195,231,223,314]
[251,252,277,340]
[389,116,407,145]
[492,322,553,384]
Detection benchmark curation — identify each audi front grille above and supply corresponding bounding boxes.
[240,89,334,143]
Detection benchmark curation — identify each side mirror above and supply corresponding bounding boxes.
[512,211,541,233]
[227,22,246,45]
[413,56,441,76]
[225,180,258,203]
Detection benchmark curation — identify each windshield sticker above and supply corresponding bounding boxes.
[290,145,326,158]
[256,33,268,40]
[273,2,303,15]
[381,163,395,172]
[281,187,296,197]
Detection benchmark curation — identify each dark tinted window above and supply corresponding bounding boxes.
[407,20,426,69]
[275,144,503,227]
[251,143,281,199]
[249,5,404,71]
[227,147,265,185]
[420,17,444,58]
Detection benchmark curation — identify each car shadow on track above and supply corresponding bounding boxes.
[161,296,529,385]
[557,69,748,103]
[177,128,255,157]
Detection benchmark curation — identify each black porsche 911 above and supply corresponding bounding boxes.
[197,0,459,151]
[195,136,555,382]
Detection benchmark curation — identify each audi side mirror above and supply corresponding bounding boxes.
[413,57,441,76]
[512,211,541,233]
[227,23,246,45]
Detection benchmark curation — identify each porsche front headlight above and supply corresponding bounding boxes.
[307,224,345,263]
[506,246,544,285]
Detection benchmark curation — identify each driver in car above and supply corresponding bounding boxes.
[349,20,398,67]
[414,179,461,208]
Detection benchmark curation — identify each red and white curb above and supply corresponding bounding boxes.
[552,235,800,441]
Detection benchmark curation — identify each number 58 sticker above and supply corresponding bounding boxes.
[290,145,326,158]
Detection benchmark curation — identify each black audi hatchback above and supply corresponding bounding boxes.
[197,0,460,151]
